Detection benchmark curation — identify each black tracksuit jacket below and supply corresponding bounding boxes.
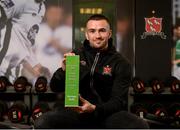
[50,39,132,118]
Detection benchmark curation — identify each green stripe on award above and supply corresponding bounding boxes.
[65,55,80,107]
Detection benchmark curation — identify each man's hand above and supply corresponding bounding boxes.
[66,96,96,114]
[78,96,96,113]
[61,52,75,71]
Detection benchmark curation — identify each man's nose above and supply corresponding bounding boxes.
[95,31,101,38]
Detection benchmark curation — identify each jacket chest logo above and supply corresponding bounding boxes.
[80,60,86,66]
[103,65,112,76]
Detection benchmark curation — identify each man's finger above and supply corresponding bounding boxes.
[79,96,87,103]
[77,106,84,113]
[64,53,75,58]
[61,58,66,71]
[62,58,66,64]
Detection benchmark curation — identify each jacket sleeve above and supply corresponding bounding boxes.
[50,68,66,92]
[94,60,132,118]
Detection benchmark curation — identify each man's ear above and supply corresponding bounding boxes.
[85,31,89,40]
[108,30,112,39]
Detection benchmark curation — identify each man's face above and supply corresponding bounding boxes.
[46,6,64,28]
[85,20,112,50]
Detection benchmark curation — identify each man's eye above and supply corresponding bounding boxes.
[99,29,107,32]
[89,30,95,33]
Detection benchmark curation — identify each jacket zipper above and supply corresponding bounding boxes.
[90,52,102,103]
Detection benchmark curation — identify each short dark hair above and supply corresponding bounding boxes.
[86,14,111,28]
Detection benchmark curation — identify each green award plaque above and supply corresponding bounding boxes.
[65,55,80,107]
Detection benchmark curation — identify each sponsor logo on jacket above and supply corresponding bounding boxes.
[103,65,112,76]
